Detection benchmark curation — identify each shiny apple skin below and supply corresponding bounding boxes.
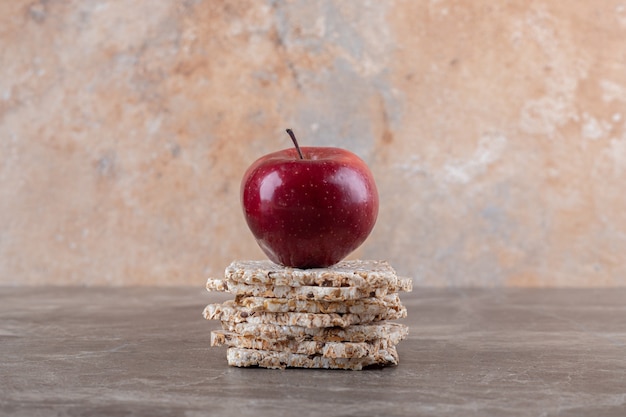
[241,146,379,268]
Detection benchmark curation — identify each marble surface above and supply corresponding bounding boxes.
[3,1,626,287]
[1,287,624,416]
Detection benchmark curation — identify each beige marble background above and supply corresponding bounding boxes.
[1,0,626,286]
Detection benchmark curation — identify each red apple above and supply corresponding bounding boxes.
[241,129,379,268]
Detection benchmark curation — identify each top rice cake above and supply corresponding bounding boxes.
[225,260,400,288]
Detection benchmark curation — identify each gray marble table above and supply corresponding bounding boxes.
[1,287,625,416]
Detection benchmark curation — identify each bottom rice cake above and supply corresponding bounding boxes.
[226,346,399,370]
[211,329,402,359]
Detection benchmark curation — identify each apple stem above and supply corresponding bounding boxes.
[286,128,304,160]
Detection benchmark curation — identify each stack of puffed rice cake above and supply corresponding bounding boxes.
[203,260,412,370]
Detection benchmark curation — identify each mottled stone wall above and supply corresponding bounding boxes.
[1,0,625,286]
